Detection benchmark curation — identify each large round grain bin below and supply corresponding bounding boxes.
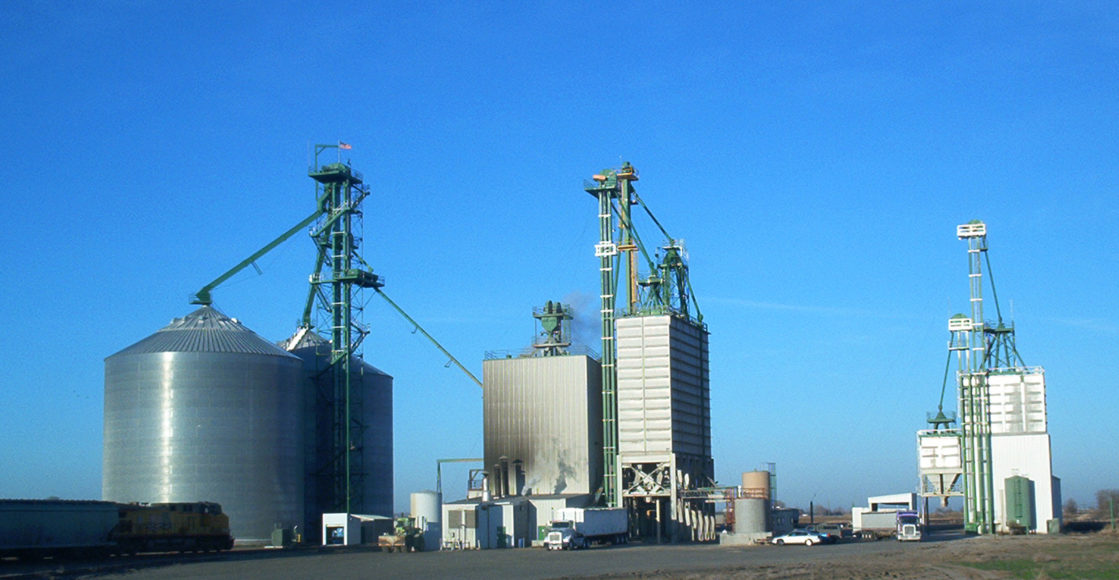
[279,328,393,529]
[104,306,304,542]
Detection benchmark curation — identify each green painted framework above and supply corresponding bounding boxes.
[306,145,383,514]
[584,163,704,508]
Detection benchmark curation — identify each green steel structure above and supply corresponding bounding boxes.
[189,144,380,515]
[532,300,574,357]
[584,162,703,508]
[191,144,480,515]
[584,166,629,507]
[303,144,383,515]
[956,220,995,534]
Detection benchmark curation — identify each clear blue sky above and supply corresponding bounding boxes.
[1,2,1115,515]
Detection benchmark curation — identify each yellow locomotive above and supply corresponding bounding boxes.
[112,502,235,554]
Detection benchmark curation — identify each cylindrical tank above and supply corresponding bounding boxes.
[280,328,393,530]
[104,306,305,542]
[742,471,771,499]
[735,498,769,533]
[411,490,442,525]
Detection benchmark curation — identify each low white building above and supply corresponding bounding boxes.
[321,513,392,546]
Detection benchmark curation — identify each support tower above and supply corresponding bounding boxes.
[957,221,996,534]
[304,145,384,514]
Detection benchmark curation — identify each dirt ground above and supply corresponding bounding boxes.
[614,531,1119,580]
[4,528,1117,579]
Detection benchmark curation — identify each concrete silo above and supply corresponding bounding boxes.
[103,306,305,542]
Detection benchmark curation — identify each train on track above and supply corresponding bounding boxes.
[0,499,234,560]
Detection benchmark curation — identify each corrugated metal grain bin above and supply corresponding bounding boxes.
[280,329,393,527]
[104,306,304,542]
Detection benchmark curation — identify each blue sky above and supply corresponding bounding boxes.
[1,2,1116,515]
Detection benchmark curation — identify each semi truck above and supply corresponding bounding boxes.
[852,509,900,540]
[543,508,627,550]
[895,511,922,541]
[852,509,923,541]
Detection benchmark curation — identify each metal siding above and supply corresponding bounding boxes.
[616,315,711,459]
[483,355,602,496]
[104,348,304,541]
[988,370,1047,434]
[991,433,1055,533]
[918,434,963,470]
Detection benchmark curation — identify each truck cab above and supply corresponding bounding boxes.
[896,511,922,541]
[544,520,581,550]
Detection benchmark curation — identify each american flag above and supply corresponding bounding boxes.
[339,142,352,150]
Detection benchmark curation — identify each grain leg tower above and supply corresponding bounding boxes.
[585,164,715,542]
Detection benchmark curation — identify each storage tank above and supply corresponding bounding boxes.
[280,328,393,527]
[411,490,442,525]
[104,306,305,542]
[411,490,442,551]
[1004,475,1035,530]
[741,471,771,499]
[734,498,769,533]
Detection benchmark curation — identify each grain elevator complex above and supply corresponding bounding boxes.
[917,221,1060,535]
[95,147,1060,552]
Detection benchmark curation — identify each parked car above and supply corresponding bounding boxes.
[771,529,827,546]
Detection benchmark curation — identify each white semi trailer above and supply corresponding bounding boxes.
[544,508,627,550]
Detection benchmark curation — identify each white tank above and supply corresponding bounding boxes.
[411,490,442,525]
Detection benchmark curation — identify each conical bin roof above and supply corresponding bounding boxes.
[108,305,298,359]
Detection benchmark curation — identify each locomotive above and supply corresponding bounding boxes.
[112,501,235,554]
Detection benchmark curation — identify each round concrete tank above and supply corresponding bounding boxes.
[741,471,771,499]
[104,306,305,542]
[737,498,769,533]
[411,490,442,525]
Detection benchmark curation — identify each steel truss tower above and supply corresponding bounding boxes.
[305,144,383,514]
[584,163,639,507]
[957,221,996,534]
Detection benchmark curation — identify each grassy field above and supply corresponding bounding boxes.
[954,532,1119,579]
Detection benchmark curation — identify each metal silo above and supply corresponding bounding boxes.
[279,328,393,532]
[104,306,305,542]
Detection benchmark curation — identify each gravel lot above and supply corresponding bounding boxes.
[4,529,1117,579]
